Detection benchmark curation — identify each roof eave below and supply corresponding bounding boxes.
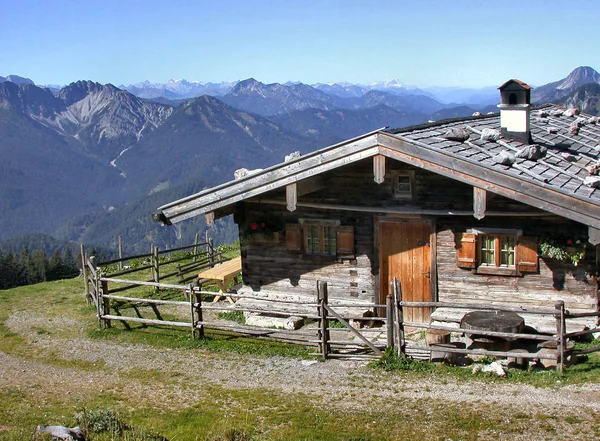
[158,130,386,224]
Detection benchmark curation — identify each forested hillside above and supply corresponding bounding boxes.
[0,247,79,289]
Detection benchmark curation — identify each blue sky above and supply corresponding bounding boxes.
[1,0,598,88]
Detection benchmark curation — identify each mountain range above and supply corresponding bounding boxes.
[1,66,600,254]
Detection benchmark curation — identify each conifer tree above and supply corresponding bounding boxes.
[47,250,63,281]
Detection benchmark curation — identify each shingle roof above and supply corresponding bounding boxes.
[156,104,600,229]
[386,104,600,204]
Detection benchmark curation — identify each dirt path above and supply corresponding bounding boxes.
[3,310,600,439]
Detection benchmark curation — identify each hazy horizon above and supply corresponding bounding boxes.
[2,0,598,89]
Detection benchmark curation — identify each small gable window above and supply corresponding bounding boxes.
[393,171,415,199]
[456,229,538,276]
[286,221,355,258]
[509,92,518,105]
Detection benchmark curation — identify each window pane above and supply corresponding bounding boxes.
[306,225,319,254]
[397,176,411,193]
[323,226,337,255]
[500,235,516,266]
[480,235,495,265]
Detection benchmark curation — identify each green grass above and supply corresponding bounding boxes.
[217,310,246,324]
[2,274,600,440]
[88,324,311,358]
[371,346,600,388]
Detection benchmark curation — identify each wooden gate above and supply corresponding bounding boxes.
[379,220,432,323]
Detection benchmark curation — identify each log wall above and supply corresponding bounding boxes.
[240,204,376,302]
[236,158,598,309]
[436,218,597,311]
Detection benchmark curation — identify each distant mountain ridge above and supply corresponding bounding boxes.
[121,79,236,99]
[219,78,446,117]
[2,65,600,254]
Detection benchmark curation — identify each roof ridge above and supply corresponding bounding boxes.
[386,112,499,134]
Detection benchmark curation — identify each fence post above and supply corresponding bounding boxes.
[118,235,123,270]
[101,279,111,329]
[317,281,330,359]
[208,238,214,267]
[192,286,204,339]
[386,294,393,350]
[193,232,199,262]
[555,300,565,373]
[89,256,102,327]
[80,244,90,305]
[392,277,405,356]
[176,263,183,283]
[152,246,160,293]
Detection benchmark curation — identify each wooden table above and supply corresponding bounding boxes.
[198,256,242,303]
[461,310,525,350]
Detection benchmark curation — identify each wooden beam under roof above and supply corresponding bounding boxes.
[473,187,487,220]
[589,227,600,246]
[373,155,385,184]
[286,183,297,212]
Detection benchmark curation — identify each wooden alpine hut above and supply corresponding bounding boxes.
[154,80,600,332]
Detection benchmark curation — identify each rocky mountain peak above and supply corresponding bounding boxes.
[58,80,106,106]
[0,81,65,118]
[557,66,600,90]
[229,78,264,95]
[0,74,35,85]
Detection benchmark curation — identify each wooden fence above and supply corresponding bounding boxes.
[83,240,221,312]
[82,248,600,367]
[83,247,389,359]
[389,278,600,372]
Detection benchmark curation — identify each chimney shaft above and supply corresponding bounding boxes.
[497,79,533,144]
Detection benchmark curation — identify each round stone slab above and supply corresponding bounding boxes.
[461,310,525,335]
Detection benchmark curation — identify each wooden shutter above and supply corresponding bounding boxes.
[456,232,477,269]
[285,224,303,253]
[517,236,538,273]
[336,226,355,257]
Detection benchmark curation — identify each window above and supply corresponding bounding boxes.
[304,223,337,256]
[456,230,538,276]
[478,234,516,273]
[393,171,414,199]
[286,221,355,258]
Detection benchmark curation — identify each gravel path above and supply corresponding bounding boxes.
[3,310,600,439]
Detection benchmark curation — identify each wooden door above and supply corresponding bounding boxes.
[379,221,431,323]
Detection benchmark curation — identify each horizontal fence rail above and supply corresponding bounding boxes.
[82,243,600,367]
[391,277,600,372]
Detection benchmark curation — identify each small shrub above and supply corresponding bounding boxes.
[74,407,169,440]
[328,320,346,329]
[75,407,126,435]
[371,348,434,372]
